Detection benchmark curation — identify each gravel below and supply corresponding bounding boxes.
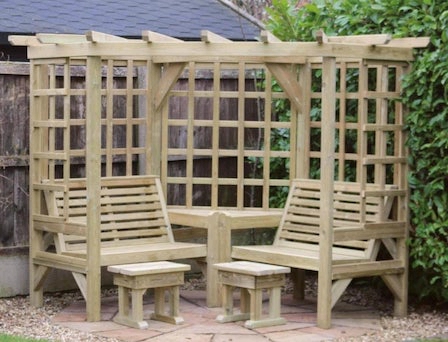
[0,291,119,342]
[0,276,447,342]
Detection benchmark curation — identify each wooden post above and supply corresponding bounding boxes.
[148,61,162,175]
[297,62,312,178]
[85,56,102,322]
[29,61,50,307]
[394,64,410,317]
[317,56,336,329]
[206,211,222,307]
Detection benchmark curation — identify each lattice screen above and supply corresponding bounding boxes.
[30,58,150,184]
[29,56,409,214]
[161,62,295,209]
[307,59,409,184]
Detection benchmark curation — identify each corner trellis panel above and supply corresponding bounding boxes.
[9,30,428,325]
[162,61,296,209]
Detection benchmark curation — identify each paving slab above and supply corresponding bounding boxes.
[52,289,382,341]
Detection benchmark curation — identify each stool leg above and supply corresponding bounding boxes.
[151,287,184,325]
[131,288,148,328]
[216,285,250,323]
[248,288,263,322]
[118,286,129,319]
[245,287,286,329]
[114,287,148,329]
[240,288,250,315]
[223,285,234,317]
[216,284,233,322]
[168,286,180,318]
[269,287,282,319]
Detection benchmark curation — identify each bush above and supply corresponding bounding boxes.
[265,0,448,302]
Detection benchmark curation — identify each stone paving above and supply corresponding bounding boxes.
[52,289,382,341]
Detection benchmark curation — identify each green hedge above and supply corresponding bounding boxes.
[265,0,448,302]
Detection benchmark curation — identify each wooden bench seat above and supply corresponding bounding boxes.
[61,242,206,266]
[232,178,407,328]
[32,175,206,305]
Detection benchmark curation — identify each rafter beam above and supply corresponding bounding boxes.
[317,29,391,46]
[8,35,41,46]
[201,30,231,43]
[142,30,182,43]
[316,29,328,45]
[86,31,127,43]
[380,37,430,48]
[260,30,282,43]
[36,33,87,44]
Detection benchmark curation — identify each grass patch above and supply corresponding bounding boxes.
[0,334,50,342]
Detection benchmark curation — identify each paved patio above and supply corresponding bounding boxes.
[52,289,382,341]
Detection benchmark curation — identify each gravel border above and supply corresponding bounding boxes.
[0,277,447,342]
[0,292,119,342]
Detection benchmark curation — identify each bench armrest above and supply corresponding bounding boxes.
[33,214,87,236]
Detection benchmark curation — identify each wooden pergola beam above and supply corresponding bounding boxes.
[23,40,416,61]
[9,35,41,46]
[316,29,391,45]
[260,30,282,43]
[142,30,183,43]
[36,33,87,44]
[86,31,127,43]
[315,30,430,48]
[201,30,231,43]
[380,37,430,48]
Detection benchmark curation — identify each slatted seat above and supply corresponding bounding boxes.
[232,178,407,328]
[33,175,206,300]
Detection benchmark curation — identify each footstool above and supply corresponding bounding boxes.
[107,261,190,329]
[214,261,290,329]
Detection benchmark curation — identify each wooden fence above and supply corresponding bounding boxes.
[0,62,30,248]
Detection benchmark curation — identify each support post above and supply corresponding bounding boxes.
[29,62,50,307]
[317,56,336,329]
[206,212,222,306]
[85,56,102,322]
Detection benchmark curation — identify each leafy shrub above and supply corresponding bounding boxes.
[265,0,448,301]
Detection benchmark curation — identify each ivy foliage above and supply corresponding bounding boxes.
[265,0,448,301]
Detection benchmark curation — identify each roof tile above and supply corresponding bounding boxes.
[0,0,262,43]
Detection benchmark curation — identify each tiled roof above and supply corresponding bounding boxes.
[0,0,262,43]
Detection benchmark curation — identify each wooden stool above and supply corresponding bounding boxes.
[214,261,290,329]
[107,261,190,329]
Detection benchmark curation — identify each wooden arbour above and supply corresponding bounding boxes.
[9,30,428,325]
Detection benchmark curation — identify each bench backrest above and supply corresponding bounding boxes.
[275,178,396,256]
[44,176,174,251]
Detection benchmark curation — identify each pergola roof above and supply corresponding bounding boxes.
[9,30,429,62]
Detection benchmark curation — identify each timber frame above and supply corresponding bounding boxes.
[9,30,428,326]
